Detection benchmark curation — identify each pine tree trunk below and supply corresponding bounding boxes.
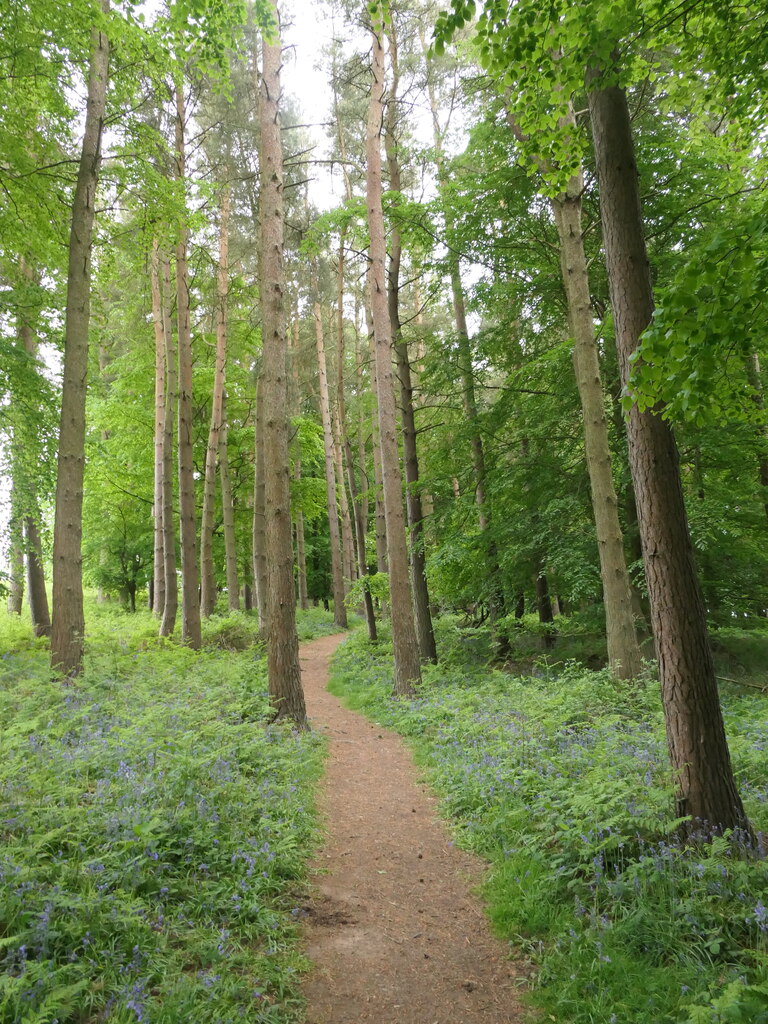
[50,3,109,676]
[550,174,641,679]
[423,32,505,634]
[253,373,268,633]
[219,396,240,612]
[260,23,306,725]
[333,236,357,589]
[150,239,167,621]
[314,281,348,628]
[589,82,750,837]
[200,185,231,617]
[7,505,24,615]
[384,30,436,664]
[159,252,178,637]
[174,81,202,649]
[25,516,50,636]
[367,20,421,696]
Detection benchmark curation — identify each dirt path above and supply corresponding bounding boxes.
[299,633,525,1024]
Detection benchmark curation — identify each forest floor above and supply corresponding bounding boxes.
[298,633,525,1024]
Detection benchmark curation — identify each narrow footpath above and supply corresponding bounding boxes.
[299,633,525,1024]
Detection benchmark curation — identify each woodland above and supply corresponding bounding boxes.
[1,0,768,1021]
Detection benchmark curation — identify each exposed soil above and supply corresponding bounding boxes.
[299,633,526,1024]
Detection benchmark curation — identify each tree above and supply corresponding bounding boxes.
[50,0,111,677]
[366,10,422,697]
[588,81,750,835]
[259,12,307,725]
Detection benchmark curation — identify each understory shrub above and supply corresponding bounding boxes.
[0,606,326,1024]
[330,629,768,1024]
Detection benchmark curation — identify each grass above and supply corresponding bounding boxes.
[0,599,338,1024]
[329,616,768,1024]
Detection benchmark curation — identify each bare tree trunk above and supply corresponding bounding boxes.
[150,239,167,621]
[384,24,437,664]
[314,277,348,628]
[503,100,640,676]
[7,505,23,614]
[50,3,109,676]
[159,252,178,637]
[25,516,50,636]
[550,173,641,678]
[219,393,240,611]
[367,19,421,696]
[260,23,306,724]
[200,185,231,617]
[289,305,309,611]
[589,81,750,837]
[174,80,201,649]
[253,373,268,633]
[333,237,356,589]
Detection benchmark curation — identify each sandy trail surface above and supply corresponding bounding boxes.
[298,633,525,1024]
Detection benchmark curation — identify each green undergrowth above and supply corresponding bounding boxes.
[0,602,333,1024]
[329,620,768,1024]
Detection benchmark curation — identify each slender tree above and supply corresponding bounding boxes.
[50,1,110,676]
[589,80,750,836]
[150,238,167,620]
[366,13,422,696]
[200,184,232,617]
[259,14,307,725]
[385,19,437,664]
[174,79,202,648]
[159,251,179,637]
[313,267,348,628]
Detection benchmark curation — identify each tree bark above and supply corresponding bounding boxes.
[150,239,167,621]
[25,516,50,636]
[589,82,750,837]
[314,278,348,628]
[50,2,109,676]
[174,80,202,649]
[7,506,24,615]
[550,171,641,678]
[219,392,240,611]
[260,23,306,725]
[253,373,268,633]
[159,252,178,637]
[385,25,437,665]
[200,185,232,617]
[367,21,421,696]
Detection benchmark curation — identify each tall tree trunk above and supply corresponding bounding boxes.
[7,504,24,615]
[25,516,50,636]
[422,43,505,633]
[333,236,356,589]
[16,262,50,636]
[219,393,240,611]
[589,81,750,837]
[150,239,167,621]
[314,278,348,628]
[367,19,421,696]
[260,22,306,725]
[50,2,109,676]
[550,175,641,678]
[504,100,640,676]
[159,252,179,637]
[200,185,231,617]
[253,373,268,633]
[345,435,378,641]
[385,24,437,665]
[174,80,202,649]
[289,305,309,611]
